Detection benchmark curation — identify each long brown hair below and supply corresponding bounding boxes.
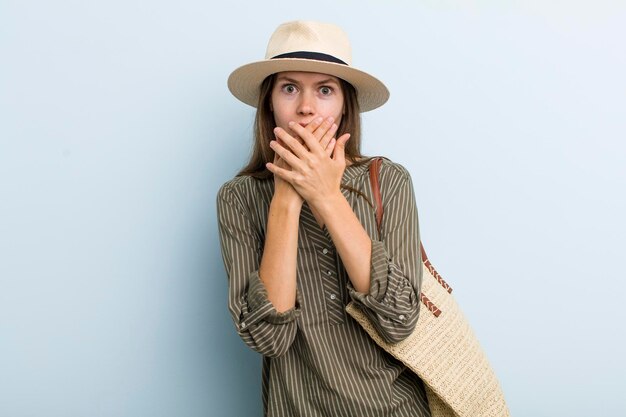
[237,73,370,179]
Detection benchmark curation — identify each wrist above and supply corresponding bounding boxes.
[271,192,303,213]
[309,190,345,215]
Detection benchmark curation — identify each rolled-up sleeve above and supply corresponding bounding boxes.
[217,184,300,357]
[347,167,422,344]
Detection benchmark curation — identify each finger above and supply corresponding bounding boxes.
[269,140,303,170]
[274,127,310,159]
[332,133,350,163]
[324,138,336,158]
[273,152,289,169]
[312,116,335,141]
[266,162,297,183]
[303,116,324,135]
[288,117,323,146]
[273,145,290,168]
[319,123,338,151]
[288,121,323,155]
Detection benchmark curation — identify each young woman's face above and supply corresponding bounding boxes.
[271,71,345,134]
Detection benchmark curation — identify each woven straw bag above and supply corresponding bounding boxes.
[345,158,510,417]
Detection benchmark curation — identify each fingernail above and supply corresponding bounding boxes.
[327,116,334,123]
[274,127,280,133]
[316,117,323,123]
[288,121,295,126]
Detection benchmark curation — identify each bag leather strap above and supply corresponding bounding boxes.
[369,157,384,233]
[368,158,453,317]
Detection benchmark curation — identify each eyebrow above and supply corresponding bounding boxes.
[276,76,340,86]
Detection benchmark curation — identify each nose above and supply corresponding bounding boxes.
[297,91,315,116]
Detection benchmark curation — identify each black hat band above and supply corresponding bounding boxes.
[271,51,348,66]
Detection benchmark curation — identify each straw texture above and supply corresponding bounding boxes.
[345,158,510,417]
[346,262,510,417]
[227,21,390,112]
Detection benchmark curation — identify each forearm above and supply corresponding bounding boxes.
[258,196,301,312]
[313,191,372,293]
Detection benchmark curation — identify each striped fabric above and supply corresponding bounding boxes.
[217,158,430,417]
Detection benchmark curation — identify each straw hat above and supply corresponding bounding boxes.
[227,20,390,112]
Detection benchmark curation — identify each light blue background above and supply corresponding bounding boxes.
[2,1,625,416]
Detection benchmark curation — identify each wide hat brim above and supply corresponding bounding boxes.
[227,58,390,113]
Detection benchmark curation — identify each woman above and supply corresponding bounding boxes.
[217,21,430,416]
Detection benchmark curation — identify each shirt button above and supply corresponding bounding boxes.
[330,294,337,300]
[398,315,405,321]
[241,321,247,329]
[322,248,329,255]
[326,270,333,275]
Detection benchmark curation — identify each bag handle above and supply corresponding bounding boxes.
[368,158,452,317]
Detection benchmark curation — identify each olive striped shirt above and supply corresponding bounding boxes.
[217,158,431,416]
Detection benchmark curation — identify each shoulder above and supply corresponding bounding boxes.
[344,157,411,184]
[345,157,414,203]
[365,157,416,207]
[218,175,255,198]
[217,175,269,213]
[377,157,412,181]
[371,157,414,195]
